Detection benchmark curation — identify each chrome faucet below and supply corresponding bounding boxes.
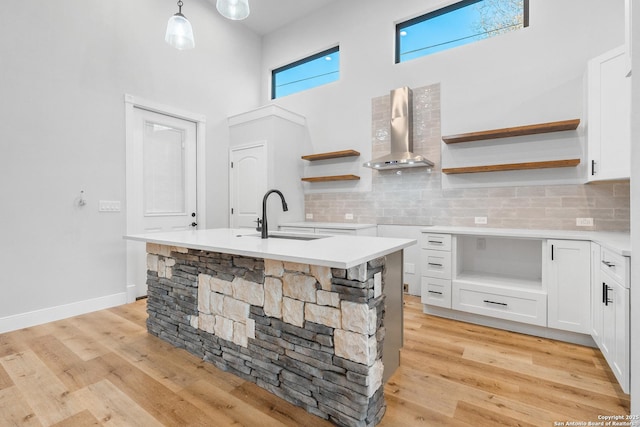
[261,189,288,239]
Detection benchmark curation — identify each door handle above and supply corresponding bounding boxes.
[603,282,613,306]
[191,222,197,227]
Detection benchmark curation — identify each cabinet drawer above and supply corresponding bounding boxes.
[278,226,315,234]
[421,233,452,251]
[421,250,452,279]
[452,281,547,326]
[600,248,630,288]
[420,277,451,308]
[315,228,356,236]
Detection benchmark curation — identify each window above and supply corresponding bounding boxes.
[271,46,340,99]
[396,0,529,63]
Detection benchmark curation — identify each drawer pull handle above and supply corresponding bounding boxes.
[428,262,443,267]
[601,260,615,268]
[483,299,508,307]
[603,282,613,306]
[428,240,443,244]
[428,290,443,295]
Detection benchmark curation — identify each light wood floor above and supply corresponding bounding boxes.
[0,296,630,426]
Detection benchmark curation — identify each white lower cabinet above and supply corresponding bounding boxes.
[546,240,591,334]
[420,230,631,394]
[420,276,451,308]
[452,281,547,326]
[591,243,630,393]
[420,233,452,309]
[278,224,377,236]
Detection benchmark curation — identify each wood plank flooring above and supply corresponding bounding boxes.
[0,296,630,426]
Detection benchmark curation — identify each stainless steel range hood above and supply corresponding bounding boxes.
[363,86,434,170]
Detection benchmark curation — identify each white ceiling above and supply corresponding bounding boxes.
[208,0,338,35]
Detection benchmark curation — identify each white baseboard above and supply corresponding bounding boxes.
[126,284,137,303]
[0,292,128,334]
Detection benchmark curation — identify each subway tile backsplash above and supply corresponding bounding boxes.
[305,84,630,232]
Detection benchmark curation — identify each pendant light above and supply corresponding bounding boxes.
[216,0,250,21]
[165,0,195,50]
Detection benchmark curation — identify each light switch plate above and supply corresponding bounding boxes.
[404,262,415,274]
[99,200,121,212]
[374,272,382,298]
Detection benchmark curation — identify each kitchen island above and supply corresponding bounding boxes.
[125,228,415,427]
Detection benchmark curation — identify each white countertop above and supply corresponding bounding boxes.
[279,222,378,230]
[421,226,631,256]
[125,228,415,269]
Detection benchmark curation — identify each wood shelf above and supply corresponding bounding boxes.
[301,174,360,182]
[301,150,360,161]
[442,119,580,144]
[442,159,580,175]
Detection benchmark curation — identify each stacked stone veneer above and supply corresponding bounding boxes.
[145,243,387,427]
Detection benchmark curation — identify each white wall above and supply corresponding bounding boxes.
[630,0,639,416]
[0,0,261,328]
[260,0,624,192]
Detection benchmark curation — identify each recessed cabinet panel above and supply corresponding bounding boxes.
[421,233,452,251]
[452,281,547,326]
[600,247,630,288]
[547,240,591,334]
[420,277,451,308]
[587,45,630,181]
[421,250,452,280]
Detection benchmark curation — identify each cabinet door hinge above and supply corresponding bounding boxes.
[231,161,234,168]
[231,208,234,214]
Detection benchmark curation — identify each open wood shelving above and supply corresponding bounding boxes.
[442,119,581,174]
[301,150,360,161]
[301,149,360,182]
[442,159,580,175]
[301,174,360,183]
[442,119,580,144]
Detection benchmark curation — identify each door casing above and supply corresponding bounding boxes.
[124,94,206,302]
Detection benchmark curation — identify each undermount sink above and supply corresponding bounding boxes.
[237,232,327,241]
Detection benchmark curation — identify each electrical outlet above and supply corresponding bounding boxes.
[576,217,594,227]
[345,213,354,220]
[476,238,486,250]
[404,262,415,274]
[305,213,313,220]
[474,216,488,225]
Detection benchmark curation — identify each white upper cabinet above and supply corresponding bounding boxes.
[587,45,631,181]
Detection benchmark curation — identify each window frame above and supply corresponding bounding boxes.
[271,46,340,100]
[394,0,529,64]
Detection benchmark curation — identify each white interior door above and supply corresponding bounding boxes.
[230,143,267,229]
[128,107,198,298]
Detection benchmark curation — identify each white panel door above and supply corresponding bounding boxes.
[230,143,267,229]
[129,107,197,297]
